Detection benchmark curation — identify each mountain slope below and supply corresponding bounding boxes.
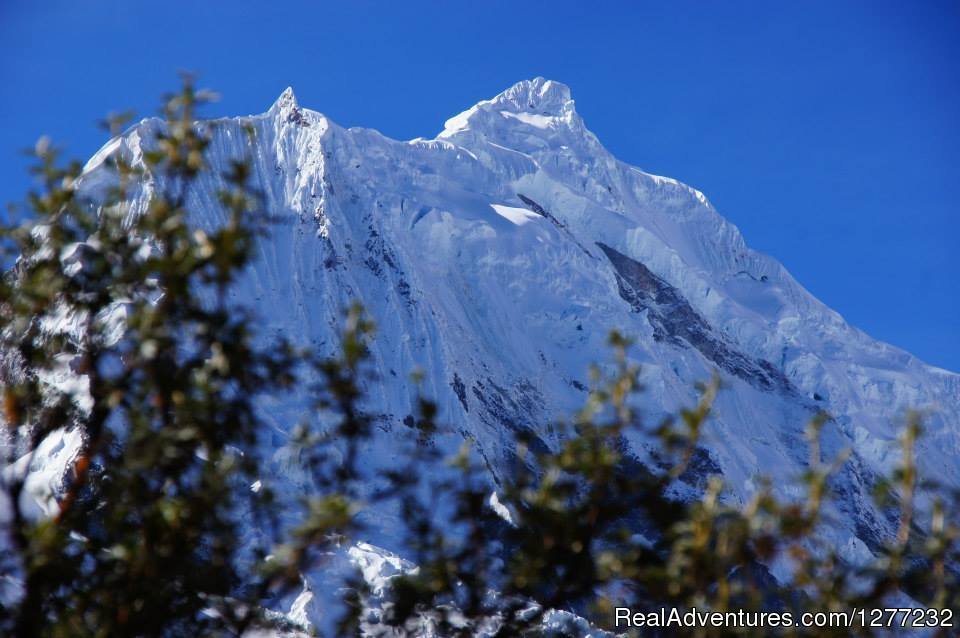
[66,77,960,617]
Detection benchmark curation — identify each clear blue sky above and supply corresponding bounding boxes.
[1,1,957,371]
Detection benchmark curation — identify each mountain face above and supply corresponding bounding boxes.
[28,78,960,626]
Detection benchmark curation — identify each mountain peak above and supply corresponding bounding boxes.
[494,77,573,115]
[439,77,580,140]
[270,86,299,114]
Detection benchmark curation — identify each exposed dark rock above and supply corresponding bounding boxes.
[451,373,469,412]
[286,106,310,127]
[647,444,723,492]
[361,222,413,304]
[471,377,550,456]
[517,193,565,227]
[597,242,800,397]
[517,193,595,258]
[569,379,587,392]
[675,447,723,490]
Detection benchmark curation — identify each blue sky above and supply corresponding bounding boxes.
[1,1,957,371]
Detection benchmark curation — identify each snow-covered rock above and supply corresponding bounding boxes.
[8,78,959,631]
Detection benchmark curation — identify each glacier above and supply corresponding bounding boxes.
[11,77,960,631]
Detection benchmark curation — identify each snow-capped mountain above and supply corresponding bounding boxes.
[22,78,960,628]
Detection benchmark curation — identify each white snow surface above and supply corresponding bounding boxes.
[7,77,959,633]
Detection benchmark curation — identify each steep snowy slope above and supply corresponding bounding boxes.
[33,79,960,617]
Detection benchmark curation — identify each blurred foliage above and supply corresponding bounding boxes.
[382,343,959,637]
[0,82,957,637]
